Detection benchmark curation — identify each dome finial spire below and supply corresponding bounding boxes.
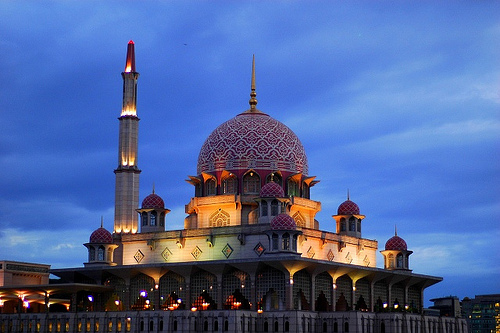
[347,189,350,201]
[100,216,104,228]
[152,182,155,194]
[395,224,398,236]
[249,54,258,110]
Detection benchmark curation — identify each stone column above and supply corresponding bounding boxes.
[369,281,375,312]
[286,272,293,310]
[310,273,316,311]
[332,281,337,312]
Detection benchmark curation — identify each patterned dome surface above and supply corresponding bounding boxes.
[385,235,408,251]
[337,200,360,215]
[260,182,285,198]
[142,193,164,208]
[90,227,113,243]
[270,214,296,230]
[197,112,308,175]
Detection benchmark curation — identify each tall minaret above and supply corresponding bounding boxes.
[114,40,141,234]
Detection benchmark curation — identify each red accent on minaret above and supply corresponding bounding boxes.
[124,40,136,72]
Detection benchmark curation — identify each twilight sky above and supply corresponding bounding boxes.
[0,1,498,305]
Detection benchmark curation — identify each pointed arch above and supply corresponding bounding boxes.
[243,171,260,194]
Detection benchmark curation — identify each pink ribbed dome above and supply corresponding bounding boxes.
[90,227,113,244]
[142,193,164,208]
[270,214,296,230]
[385,235,408,251]
[260,182,285,198]
[197,111,308,175]
[337,200,360,215]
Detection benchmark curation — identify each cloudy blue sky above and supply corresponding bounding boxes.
[0,1,498,305]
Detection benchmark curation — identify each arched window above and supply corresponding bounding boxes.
[302,183,310,199]
[349,217,355,231]
[266,173,282,186]
[222,176,237,194]
[292,235,298,252]
[397,254,403,268]
[388,254,394,268]
[173,320,178,331]
[98,246,105,261]
[142,212,148,226]
[405,254,409,268]
[89,247,95,261]
[357,221,361,232]
[160,212,165,227]
[264,321,268,332]
[274,321,279,332]
[344,322,349,332]
[149,321,154,331]
[287,179,299,197]
[150,211,157,226]
[340,218,346,232]
[261,200,268,216]
[205,178,216,196]
[284,321,289,332]
[107,248,113,262]
[282,233,290,251]
[272,233,279,250]
[271,199,279,216]
[243,172,260,194]
[214,321,218,331]
[333,322,338,332]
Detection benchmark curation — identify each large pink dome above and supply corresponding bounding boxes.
[197,111,308,175]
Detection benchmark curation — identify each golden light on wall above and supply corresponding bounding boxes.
[121,107,137,117]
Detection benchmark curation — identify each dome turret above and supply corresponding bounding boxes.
[385,235,408,251]
[337,199,360,215]
[260,182,285,198]
[90,227,113,244]
[141,192,165,208]
[270,214,296,230]
[380,227,413,271]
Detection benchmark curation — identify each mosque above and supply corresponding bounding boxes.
[0,41,466,333]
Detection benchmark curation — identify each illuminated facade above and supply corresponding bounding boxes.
[0,42,468,333]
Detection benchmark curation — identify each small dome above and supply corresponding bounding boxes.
[260,182,285,198]
[270,214,296,230]
[142,193,164,208]
[90,227,113,244]
[337,199,360,215]
[385,235,408,251]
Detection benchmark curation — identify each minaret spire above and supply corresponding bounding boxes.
[249,54,258,111]
[114,41,141,235]
[124,40,136,73]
